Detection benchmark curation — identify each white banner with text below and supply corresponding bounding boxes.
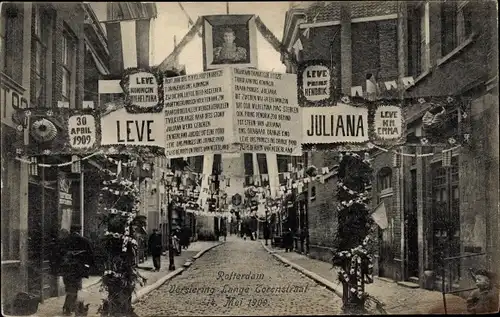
[163,68,301,157]
[301,103,369,144]
[100,107,166,147]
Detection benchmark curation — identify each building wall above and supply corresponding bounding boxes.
[372,0,498,289]
[306,151,339,262]
[1,2,33,310]
[292,3,400,267]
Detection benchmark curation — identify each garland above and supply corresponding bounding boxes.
[332,151,374,310]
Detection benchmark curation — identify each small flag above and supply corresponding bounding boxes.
[371,202,388,229]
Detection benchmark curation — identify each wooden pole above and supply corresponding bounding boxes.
[40,157,45,302]
[226,2,229,14]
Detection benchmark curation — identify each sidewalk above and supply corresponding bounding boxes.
[262,242,468,314]
[32,240,223,317]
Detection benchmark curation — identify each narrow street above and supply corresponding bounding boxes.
[134,236,343,316]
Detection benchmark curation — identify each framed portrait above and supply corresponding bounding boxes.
[203,15,258,70]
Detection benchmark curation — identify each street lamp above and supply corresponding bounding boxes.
[164,170,175,271]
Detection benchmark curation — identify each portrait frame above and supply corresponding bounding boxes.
[203,14,258,71]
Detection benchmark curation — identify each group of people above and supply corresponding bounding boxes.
[148,225,193,271]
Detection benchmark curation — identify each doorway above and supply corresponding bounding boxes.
[27,182,58,299]
[406,169,419,280]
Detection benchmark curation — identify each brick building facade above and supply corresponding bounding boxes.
[1,3,114,308]
[282,0,498,293]
[281,0,400,263]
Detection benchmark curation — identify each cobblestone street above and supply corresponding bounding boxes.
[134,236,343,316]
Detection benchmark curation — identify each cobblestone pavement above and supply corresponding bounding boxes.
[134,235,343,316]
[269,246,469,315]
[32,241,220,317]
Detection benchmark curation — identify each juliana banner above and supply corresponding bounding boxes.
[12,108,101,156]
[300,95,404,151]
[163,68,301,157]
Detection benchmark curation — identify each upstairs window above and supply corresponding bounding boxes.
[441,0,473,57]
[61,29,76,107]
[31,6,51,107]
[378,167,392,191]
[407,1,430,77]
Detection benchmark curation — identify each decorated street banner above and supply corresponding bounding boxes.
[233,68,301,155]
[163,68,301,158]
[301,95,404,150]
[164,69,235,157]
[297,60,337,107]
[12,108,101,156]
[100,104,166,156]
[120,68,165,113]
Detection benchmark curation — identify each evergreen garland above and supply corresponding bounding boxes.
[98,156,147,317]
[332,151,375,312]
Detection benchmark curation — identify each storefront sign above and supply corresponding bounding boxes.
[233,68,301,156]
[301,103,369,144]
[374,105,402,140]
[164,69,235,157]
[58,173,73,231]
[68,115,96,149]
[100,107,165,148]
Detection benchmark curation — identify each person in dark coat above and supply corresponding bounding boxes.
[59,225,94,315]
[221,225,227,242]
[180,225,191,250]
[283,228,294,252]
[148,229,162,271]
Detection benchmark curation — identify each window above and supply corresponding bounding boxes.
[31,6,50,108]
[407,1,430,77]
[431,157,460,282]
[1,4,21,78]
[61,29,76,106]
[441,0,473,57]
[0,7,7,73]
[378,167,392,191]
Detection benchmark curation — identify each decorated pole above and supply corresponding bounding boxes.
[332,152,374,312]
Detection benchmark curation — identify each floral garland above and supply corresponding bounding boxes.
[333,150,374,307]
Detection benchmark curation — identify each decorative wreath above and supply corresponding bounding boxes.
[30,118,58,143]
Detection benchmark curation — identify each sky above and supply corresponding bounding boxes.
[152,2,290,74]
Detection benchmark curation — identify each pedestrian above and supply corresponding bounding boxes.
[59,225,94,316]
[283,228,293,252]
[221,225,227,242]
[466,269,499,314]
[180,225,191,250]
[148,229,162,271]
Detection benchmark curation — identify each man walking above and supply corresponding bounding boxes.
[59,225,94,316]
[148,229,162,271]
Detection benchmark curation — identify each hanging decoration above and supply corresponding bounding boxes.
[403,96,471,146]
[12,108,101,156]
[297,59,338,107]
[120,67,165,114]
